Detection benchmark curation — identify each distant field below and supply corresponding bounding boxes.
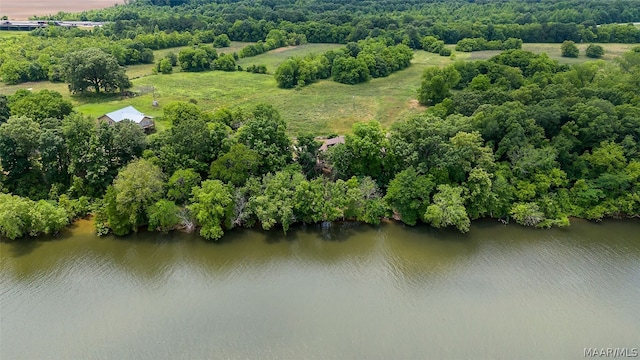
[74,49,448,134]
[2,42,638,134]
[465,43,638,64]
[237,43,345,72]
[0,0,124,20]
[126,42,254,79]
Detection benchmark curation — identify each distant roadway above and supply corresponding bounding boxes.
[0,20,106,30]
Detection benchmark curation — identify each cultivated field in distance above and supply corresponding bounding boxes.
[0,0,124,20]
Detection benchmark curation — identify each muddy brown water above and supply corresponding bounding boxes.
[1,219,639,359]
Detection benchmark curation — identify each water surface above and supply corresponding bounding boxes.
[1,219,639,359]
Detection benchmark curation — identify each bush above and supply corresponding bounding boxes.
[561,41,579,58]
[439,47,452,56]
[585,44,604,58]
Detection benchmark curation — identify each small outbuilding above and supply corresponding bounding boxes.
[98,106,154,132]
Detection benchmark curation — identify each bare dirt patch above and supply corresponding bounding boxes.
[271,46,299,53]
[1,0,124,20]
[408,99,426,110]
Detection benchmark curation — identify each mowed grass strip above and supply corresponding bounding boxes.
[236,43,344,72]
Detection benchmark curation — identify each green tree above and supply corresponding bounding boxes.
[0,94,10,123]
[250,170,304,233]
[560,41,579,58]
[424,185,470,233]
[212,53,236,71]
[167,168,201,204]
[147,199,180,233]
[210,144,261,186]
[237,104,291,174]
[62,48,131,94]
[418,65,461,106]
[8,90,72,122]
[0,116,44,197]
[111,159,165,233]
[331,56,370,84]
[384,167,435,225]
[510,202,545,227]
[295,133,321,179]
[585,44,604,58]
[189,180,233,240]
[156,57,173,74]
[112,120,147,168]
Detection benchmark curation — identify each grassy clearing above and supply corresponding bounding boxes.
[0,31,28,37]
[466,43,638,64]
[77,49,449,135]
[3,42,637,134]
[237,43,344,72]
[126,41,253,79]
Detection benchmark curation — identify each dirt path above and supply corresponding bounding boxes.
[1,0,124,20]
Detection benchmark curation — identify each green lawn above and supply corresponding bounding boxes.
[2,42,638,134]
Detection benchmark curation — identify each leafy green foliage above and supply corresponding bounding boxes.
[108,159,166,234]
[210,144,261,186]
[0,193,68,240]
[237,104,292,174]
[167,169,201,204]
[561,41,579,58]
[189,180,233,240]
[62,48,131,94]
[8,90,72,122]
[418,65,461,106]
[384,167,435,226]
[424,185,470,233]
[586,44,605,58]
[147,199,180,233]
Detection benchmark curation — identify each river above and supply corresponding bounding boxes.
[1,219,639,359]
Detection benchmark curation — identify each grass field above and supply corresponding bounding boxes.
[76,49,449,134]
[237,43,344,72]
[0,31,29,37]
[465,43,638,64]
[126,41,254,79]
[1,42,638,134]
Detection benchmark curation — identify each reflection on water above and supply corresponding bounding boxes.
[1,219,639,359]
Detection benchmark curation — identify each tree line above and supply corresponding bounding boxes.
[275,38,413,88]
[1,46,639,239]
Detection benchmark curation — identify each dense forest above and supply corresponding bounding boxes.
[1,0,639,240]
[3,0,640,84]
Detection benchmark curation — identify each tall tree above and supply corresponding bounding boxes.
[424,185,471,233]
[189,180,233,241]
[111,159,165,233]
[237,104,291,174]
[62,48,131,94]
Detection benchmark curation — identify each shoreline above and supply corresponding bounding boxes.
[3,214,639,242]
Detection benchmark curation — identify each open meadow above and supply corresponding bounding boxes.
[1,41,638,134]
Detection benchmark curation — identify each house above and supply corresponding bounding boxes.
[319,136,345,152]
[98,106,154,132]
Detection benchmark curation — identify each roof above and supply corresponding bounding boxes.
[103,106,153,123]
[319,136,345,151]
